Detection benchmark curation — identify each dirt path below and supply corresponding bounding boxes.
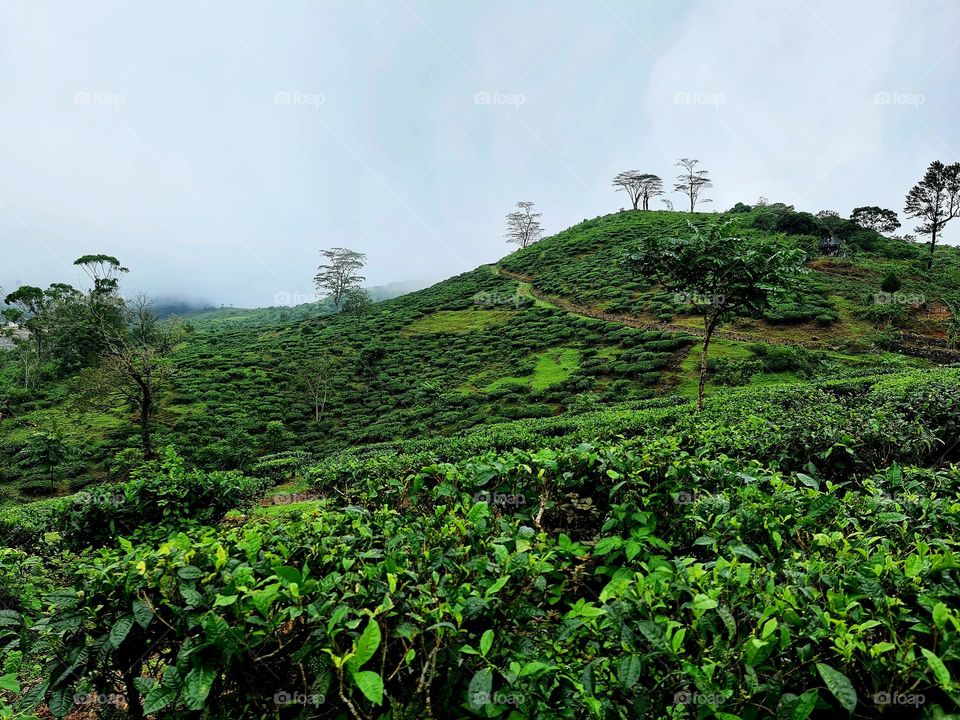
[495,266,960,362]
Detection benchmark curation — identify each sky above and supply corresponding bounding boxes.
[1,0,959,308]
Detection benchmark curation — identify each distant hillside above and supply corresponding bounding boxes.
[166,279,433,329]
[1,208,956,500]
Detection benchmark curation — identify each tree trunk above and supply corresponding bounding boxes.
[928,224,938,270]
[123,668,145,720]
[697,317,717,412]
[140,391,153,459]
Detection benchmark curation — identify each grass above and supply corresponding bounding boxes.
[401,309,514,335]
[483,348,581,392]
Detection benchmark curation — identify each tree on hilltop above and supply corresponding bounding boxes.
[674,158,713,212]
[851,206,901,234]
[904,161,960,270]
[504,202,543,249]
[612,171,663,210]
[314,248,367,310]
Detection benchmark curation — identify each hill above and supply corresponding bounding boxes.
[2,206,960,718]
[1,208,956,500]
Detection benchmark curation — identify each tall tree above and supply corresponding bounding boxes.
[612,172,664,211]
[850,206,901,234]
[504,202,544,249]
[297,352,336,423]
[314,248,367,310]
[674,158,713,212]
[73,254,129,297]
[904,161,960,270]
[77,296,183,458]
[629,221,806,411]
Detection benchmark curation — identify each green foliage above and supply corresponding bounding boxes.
[60,448,269,549]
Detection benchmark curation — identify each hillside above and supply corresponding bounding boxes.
[1,208,955,500]
[2,206,960,718]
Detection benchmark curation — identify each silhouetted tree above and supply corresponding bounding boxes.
[904,161,960,270]
[504,202,543,249]
[314,248,367,310]
[674,158,713,212]
[612,172,663,210]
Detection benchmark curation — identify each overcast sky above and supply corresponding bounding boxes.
[2,0,958,307]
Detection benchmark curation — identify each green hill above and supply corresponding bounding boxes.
[3,206,960,718]
[2,208,957,500]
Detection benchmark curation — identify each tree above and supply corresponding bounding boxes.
[73,254,129,297]
[850,206,901,234]
[661,198,675,211]
[340,287,373,322]
[314,248,367,310]
[77,296,183,458]
[904,161,960,270]
[612,172,663,211]
[628,221,806,411]
[673,158,713,212]
[297,352,335,423]
[504,202,543,249]
[815,210,839,220]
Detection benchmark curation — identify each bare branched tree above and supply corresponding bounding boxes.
[314,248,367,310]
[297,352,335,423]
[674,158,713,212]
[504,202,544,249]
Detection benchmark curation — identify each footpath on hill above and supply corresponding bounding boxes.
[495,266,960,362]
[494,266,826,349]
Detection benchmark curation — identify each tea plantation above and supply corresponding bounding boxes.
[1,208,959,718]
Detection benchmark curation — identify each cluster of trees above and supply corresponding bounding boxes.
[613,158,713,214]
[1,256,182,458]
